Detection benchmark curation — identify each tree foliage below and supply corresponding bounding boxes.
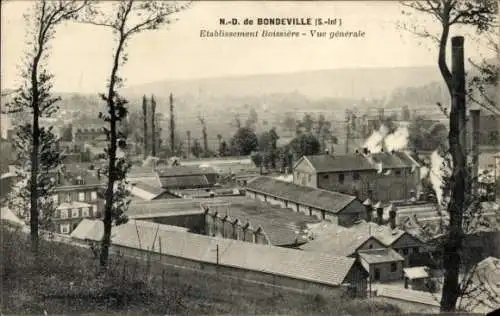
[230,127,258,156]
[288,134,321,159]
[81,0,191,268]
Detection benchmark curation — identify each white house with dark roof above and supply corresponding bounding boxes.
[293,150,421,203]
[245,176,364,227]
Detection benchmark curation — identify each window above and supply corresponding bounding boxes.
[390,263,398,272]
[308,174,312,182]
[395,170,402,176]
[92,205,97,217]
[353,172,360,180]
[52,194,59,204]
[323,174,329,180]
[321,210,326,220]
[82,207,89,217]
[403,248,409,256]
[91,191,97,201]
[412,247,419,254]
[60,224,70,234]
[338,174,345,184]
[368,244,373,249]
[78,192,85,202]
[60,209,68,219]
[71,208,79,218]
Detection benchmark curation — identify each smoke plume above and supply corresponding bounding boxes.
[363,125,389,153]
[384,127,410,152]
[363,125,410,153]
[429,150,452,206]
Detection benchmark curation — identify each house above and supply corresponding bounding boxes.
[203,196,320,248]
[72,219,369,297]
[358,248,405,282]
[72,123,106,143]
[293,150,421,202]
[156,165,218,190]
[49,165,105,234]
[301,221,425,282]
[403,266,432,291]
[245,176,364,226]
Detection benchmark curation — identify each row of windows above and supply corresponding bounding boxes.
[52,191,98,204]
[321,170,403,184]
[58,205,97,219]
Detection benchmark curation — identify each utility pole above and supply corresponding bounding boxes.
[216,244,219,265]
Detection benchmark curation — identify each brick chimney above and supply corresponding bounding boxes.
[363,198,373,222]
[470,109,480,198]
[374,201,384,225]
[388,203,397,229]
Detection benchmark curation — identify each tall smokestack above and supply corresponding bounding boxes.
[363,198,373,222]
[388,204,397,229]
[470,109,480,198]
[374,201,383,225]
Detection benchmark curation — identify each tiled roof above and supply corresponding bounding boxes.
[70,219,188,242]
[156,165,217,177]
[126,198,227,218]
[131,181,166,197]
[70,218,103,241]
[403,266,430,280]
[369,151,421,169]
[303,154,375,172]
[205,198,318,246]
[301,224,379,256]
[158,175,209,189]
[246,176,357,214]
[300,151,420,173]
[0,206,25,226]
[108,222,359,287]
[358,248,404,264]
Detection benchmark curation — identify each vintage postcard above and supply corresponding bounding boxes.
[1,0,499,315]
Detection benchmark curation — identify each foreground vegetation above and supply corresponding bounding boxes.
[1,226,403,315]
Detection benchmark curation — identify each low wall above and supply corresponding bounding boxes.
[111,244,356,299]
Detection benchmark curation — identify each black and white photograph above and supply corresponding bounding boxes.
[0,0,499,314]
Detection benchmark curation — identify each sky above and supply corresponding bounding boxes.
[1,0,495,93]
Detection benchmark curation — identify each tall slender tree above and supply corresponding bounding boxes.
[198,115,208,155]
[142,94,148,159]
[151,94,156,157]
[186,130,191,159]
[169,93,175,153]
[82,0,191,268]
[4,0,90,254]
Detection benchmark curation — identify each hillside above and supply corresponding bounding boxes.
[122,66,443,101]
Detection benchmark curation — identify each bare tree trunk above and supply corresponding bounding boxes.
[440,36,467,312]
[100,37,125,268]
[29,41,45,255]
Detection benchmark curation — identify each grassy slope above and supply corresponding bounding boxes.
[1,226,403,315]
